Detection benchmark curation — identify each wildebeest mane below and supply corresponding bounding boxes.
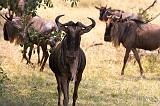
[111,21,133,47]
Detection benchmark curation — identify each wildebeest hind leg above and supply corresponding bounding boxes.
[28,45,34,64]
[132,48,145,78]
[72,72,82,106]
[40,46,49,71]
[121,49,131,76]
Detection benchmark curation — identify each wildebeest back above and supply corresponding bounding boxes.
[135,23,160,50]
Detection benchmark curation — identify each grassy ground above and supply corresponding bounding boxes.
[0,0,160,106]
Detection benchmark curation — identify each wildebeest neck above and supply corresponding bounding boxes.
[104,23,112,42]
[61,36,80,81]
[110,21,129,47]
[62,36,80,62]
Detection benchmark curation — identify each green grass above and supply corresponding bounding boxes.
[1,0,160,105]
[0,54,160,106]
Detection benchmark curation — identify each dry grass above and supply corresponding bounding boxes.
[0,0,160,105]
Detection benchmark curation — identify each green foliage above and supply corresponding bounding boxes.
[25,26,64,48]
[65,0,80,7]
[0,0,17,10]
[138,8,152,23]
[0,0,53,16]
[50,31,65,41]
[24,0,53,16]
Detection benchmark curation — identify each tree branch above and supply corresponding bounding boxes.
[85,43,103,51]
[141,0,157,15]
[146,12,160,23]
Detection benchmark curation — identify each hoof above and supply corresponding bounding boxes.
[120,75,125,80]
[139,75,146,80]
[39,68,43,72]
[29,63,35,69]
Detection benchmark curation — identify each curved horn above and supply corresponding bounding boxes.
[0,13,9,21]
[55,14,65,28]
[55,14,70,32]
[5,13,13,21]
[80,17,96,35]
[87,17,96,28]
[95,6,100,10]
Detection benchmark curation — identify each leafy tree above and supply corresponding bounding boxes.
[138,0,160,23]
[0,0,53,16]
[64,0,80,7]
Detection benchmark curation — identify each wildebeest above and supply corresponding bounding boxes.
[24,15,58,71]
[49,15,95,106]
[95,6,143,22]
[3,15,24,43]
[3,14,57,71]
[104,15,160,77]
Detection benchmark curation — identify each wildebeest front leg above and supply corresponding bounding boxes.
[22,44,30,64]
[132,48,144,77]
[121,49,131,75]
[61,76,69,106]
[72,72,82,106]
[37,45,41,64]
[55,74,62,106]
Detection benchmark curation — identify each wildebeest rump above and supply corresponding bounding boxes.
[49,15,95,106]
[105,16,160,77]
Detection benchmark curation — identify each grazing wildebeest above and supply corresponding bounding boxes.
[24,16,58,71]
[104,15,160,77]
[3,14,57,71]
[49,15,95,106]
[3,14,24,44]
